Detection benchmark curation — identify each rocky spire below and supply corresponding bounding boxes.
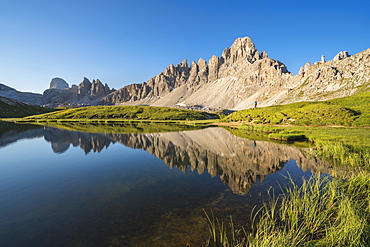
[77,77,92,100]
[90,79,111,100]
[208,55,220,81]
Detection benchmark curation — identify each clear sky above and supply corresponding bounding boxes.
[1,0,369,93]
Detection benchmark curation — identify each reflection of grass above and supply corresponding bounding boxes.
[225,92,370,126]
[19,121,209,134]
[206,173,370,246]
[226,125,370,169]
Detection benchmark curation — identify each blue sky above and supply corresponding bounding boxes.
[1,0,369,93]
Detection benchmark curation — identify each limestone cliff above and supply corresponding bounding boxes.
[100,37,370,110]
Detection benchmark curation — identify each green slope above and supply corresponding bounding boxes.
[23,105,219,121]
[226,92,370,126]
[0,97,54,118]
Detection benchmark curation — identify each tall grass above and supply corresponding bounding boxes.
[205,173,370,246]
[313,140,370,167]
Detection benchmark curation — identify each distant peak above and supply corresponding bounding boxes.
[49,77,69,89]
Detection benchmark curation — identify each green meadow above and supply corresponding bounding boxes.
[225,92,370,127]
[20,105,219,121]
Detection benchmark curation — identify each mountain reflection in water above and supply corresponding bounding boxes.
[0,123,331,195]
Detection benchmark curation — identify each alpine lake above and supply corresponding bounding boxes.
[0,121,337,247]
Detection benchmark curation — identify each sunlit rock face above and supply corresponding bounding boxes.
[100,37,370,110]
[100,37,291,110]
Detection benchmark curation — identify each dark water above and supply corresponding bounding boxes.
[0,122,330,246]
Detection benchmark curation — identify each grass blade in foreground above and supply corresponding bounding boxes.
[205,173,370,246]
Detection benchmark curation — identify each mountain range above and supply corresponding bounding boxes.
[1,37,369,110]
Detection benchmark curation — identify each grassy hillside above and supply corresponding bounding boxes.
[225,92,370,126]
[0,97,54,118]
[22,105,220,121]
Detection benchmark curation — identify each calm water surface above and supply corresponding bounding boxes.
[0,123,330,246]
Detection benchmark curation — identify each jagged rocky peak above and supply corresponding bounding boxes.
[49,77,69,89]
[177,59,188,68]
[90,79,112,100]
[77,77,92,100]
[98,36,293,107]
[333,51,350,60]
[226,37,259,63]
[80,77,92,87]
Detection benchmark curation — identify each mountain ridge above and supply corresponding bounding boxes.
[99,37,370,110]
[1,37,369,110]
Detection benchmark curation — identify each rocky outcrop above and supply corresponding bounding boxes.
[49,77,69,89]
[278,48,370,106]
[100,37,370,110]
[333,51,350,61]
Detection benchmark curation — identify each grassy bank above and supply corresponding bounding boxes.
[205,172,370,247]
[206,120,370,246]
[224,92,370,127]
[229,124,370,168]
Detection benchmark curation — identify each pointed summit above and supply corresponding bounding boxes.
[227,37,259,63]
